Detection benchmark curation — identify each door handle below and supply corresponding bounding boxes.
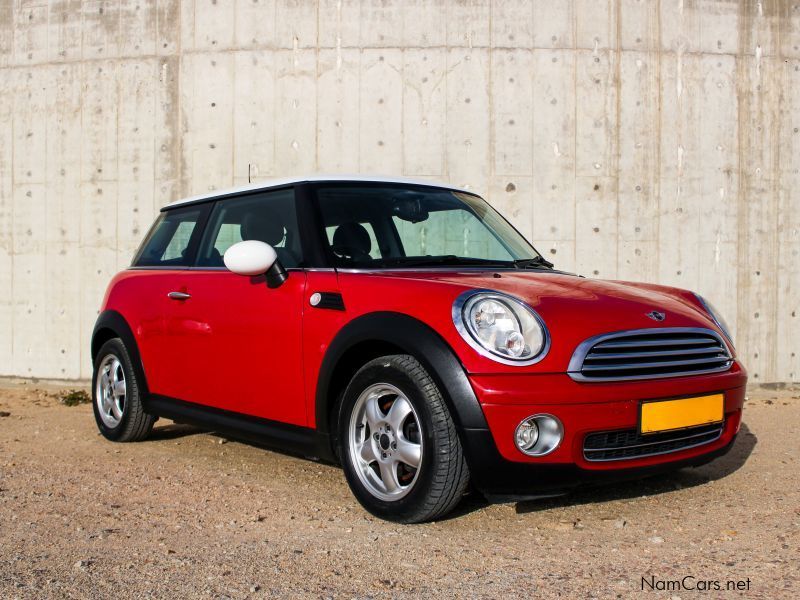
[167,291,191,300]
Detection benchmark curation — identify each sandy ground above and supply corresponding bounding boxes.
[0,382,798,599]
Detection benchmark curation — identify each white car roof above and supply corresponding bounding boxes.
[164,174,473,209]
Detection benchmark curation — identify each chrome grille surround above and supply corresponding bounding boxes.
[568,327,733,382]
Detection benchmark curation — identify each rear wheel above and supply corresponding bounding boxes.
[92,338,155,442]
[338,355,470,523]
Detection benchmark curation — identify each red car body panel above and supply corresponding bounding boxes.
[101,270,177,393]
[161,270,307,425]
[478,383,745,466]
[333,270,731,375]
[105,269,308,425]
[103,266,745,469]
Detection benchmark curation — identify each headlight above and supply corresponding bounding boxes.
[452,290,549,365]
[694,293,734,347]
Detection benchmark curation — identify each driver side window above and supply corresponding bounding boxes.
[325,223,382,259]
[195,189,303,268]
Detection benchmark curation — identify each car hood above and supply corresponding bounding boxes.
[340,269,727,370]
[415,270,709,329]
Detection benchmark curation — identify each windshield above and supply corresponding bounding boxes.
[314,184,543,268]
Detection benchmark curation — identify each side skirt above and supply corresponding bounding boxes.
[145,395,336,463]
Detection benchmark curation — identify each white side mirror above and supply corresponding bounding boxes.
[223,240,277,276]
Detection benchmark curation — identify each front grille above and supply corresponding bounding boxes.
[568,327,732,382]
[583,422,724,462]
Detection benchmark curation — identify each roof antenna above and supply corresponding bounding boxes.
[248,163,251,184]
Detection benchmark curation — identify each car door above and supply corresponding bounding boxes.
[126,203,211,396]
[159,188,308,426]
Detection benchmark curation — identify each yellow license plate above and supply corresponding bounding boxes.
[640,394,724,434]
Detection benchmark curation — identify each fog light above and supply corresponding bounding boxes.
[514,414,563,456]
[515,419,539,451]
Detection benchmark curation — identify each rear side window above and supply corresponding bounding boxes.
[133,205,208,267]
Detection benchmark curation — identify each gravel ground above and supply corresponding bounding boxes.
[0,381,797,599]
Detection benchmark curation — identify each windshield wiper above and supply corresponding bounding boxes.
[512,256,554,270]
[378,255,512,268]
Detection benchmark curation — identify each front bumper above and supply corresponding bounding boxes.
[461,365,746,499]
[463,428,738,501]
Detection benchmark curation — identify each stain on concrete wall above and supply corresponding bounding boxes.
[0,0,797,383]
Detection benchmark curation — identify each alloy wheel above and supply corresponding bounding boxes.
[348,383,423,501]
[96,354,126,428]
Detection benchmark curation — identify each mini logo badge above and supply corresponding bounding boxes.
[646,310,666,322]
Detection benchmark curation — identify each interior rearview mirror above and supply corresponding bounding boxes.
[391,195,429,223]
[223,240,287,288]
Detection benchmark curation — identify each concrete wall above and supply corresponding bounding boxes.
[0,0,797,383]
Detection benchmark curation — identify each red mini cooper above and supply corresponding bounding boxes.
[92,176,746,523]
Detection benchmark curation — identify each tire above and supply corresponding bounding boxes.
[92,338,155,442]
[338,354,470,523]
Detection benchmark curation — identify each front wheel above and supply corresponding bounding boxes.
[338,355,470,523]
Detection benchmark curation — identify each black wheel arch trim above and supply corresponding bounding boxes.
[91,309,150,397]
[315,311,493,456]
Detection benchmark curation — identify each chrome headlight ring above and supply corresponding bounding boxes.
[452,289,550,366]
